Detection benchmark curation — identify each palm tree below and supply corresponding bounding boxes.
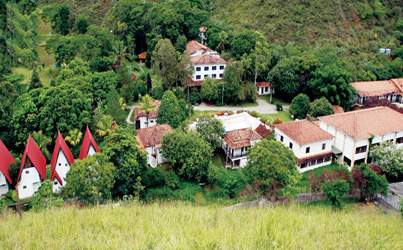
[31,131,52,159]
[95,115,114,137]
[111,40,128,69]
[138,94,156,128]
[217,31,228,52]
[65,129,83,147]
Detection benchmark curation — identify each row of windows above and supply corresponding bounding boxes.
[195,74,223,80]
[280,135,326,153]
[300,157,332,169]
[195,65,225,71]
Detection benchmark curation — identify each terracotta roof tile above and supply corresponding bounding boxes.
[391,78,403,94]
[134,100,161,120]
[136,124,173,148]
[351,80,401,97]
[256,82,272,87]
[319,106,403,140]
[224,128,262,149]
[275,120,334,145]
[190,54,227,65]
[332,105,344,114]
[186,40,213,55]
[138,52,147,59]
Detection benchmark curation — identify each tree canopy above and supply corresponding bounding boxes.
[195,116,225,150]
[370,142,403,177]
[157,90,182,129]
[310,97,334,117]
[289,93,310,119]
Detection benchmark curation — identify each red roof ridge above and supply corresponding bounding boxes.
[79,126,100,160]
[0,139,15,183]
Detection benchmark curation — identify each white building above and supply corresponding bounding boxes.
[256,81,274,96]
[0,139,15,196]
[350,79,403,105]
[51,132,75,193]
[16,135,47,200]
[134,100,161,129]
[186,40,227,83]
[319,106,403,168]
[275,120,334,172]
[79,126,100,160]
[136,124,173,168]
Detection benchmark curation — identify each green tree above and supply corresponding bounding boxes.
[157,90,182,129]
[370,142,403,177]
[31,130,52,159]
[74,15,88,34]
[95,115,114,137]
[323,179,350,209]
[201,77,221,103]
[217,31,228,52]
[231,30,257,59]
[51,4,71,35]
[65,129,83,147]
[138,94,156,128]
[28,66,42,91]
[308,65,355,110]
[111,41,127,69]
[100,127,148,196]
[64,153,115,202]
[247,139,299,189]
[222,59,244,104]
[196,116,225,150]
[162,130,213,182]
[310,97,334,117]
[289,93,310,119]
[0,81,18,148]
[352,164,388,202]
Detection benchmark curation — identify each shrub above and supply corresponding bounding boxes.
[323,179,350,209]
[311,97,334,117]
[165,171,180,189]
[276,103,283,111]
[142,167,165,188]
[289,93,310,119]
[189,91,200,105]
[352,164,388,201]
[273,118,282,124]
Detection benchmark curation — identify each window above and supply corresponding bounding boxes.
[59,163,61,166]
[355,145,367,154]
[212,74,216,78]
[204,66,209,71]
[219,65,225,70]
[317,158,324,164]
[204,75,208,79]
[343,156,351,166]
[309,160,316,166]
[397,137,403,144]
[322,143,326,150]
[385,139,393,143]
[23,186,27,189]
[196,67,201,71]
[196,75,201,80]
[265,87,268,92]
[65,163,68,167]
[280,135,284,142]
[219,74,223,78]
[212,66,217,70]
[306,147,310,154]
[25,170,29,174]
[289,142,293,149]
[372,142,380,147]
[54,181,58,185]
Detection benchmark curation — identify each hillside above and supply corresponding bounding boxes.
[0,202,402,249]
[211,0,403,52]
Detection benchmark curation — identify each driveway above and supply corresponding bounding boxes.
[194,97,289,114]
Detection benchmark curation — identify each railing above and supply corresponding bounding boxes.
[227,152,248,160]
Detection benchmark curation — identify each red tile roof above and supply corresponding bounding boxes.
[17,135,47,185]
[190,54,227,65]
[0,139,15,183]
[199,27,207,32]
[136,124,173,148]
[332,105,345,114]
[138,52,147,60]
[256,82,272,87]
[275,119,334,145]
[134,100,161,120]
[186,40,213,55]
[391,78,403,94]
[224,128,262,149]
[79,126,100,160]
[350,79,402,97]
[51,132,74,185]
[319,106,403,140]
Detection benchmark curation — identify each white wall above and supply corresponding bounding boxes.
[53,151,71,193]
[0,171,8,196]
[145,146,167,168]
[192,63,226,81]
[256,86,273,95]
[88,145,96,157]
[139,116,157,129]
[18,166,41,200]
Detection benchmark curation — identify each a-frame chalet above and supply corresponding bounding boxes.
[51,131,75,193]
[17,135,46,199]
[79,126,100,160]
[0,139,15,196]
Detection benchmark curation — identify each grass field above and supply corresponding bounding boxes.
[0,202,401,249]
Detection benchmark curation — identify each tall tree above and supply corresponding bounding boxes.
[201,77,221,103]
[222,59,244,104]
[138,94,156,128]
[28,66,42,91]
[289,93,310,119]
[196,117,225,150]
[111,41,128,69]
[51,4,71,36]
[74,15,88,34]
[157,90,182,128]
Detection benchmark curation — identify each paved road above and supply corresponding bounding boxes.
[194,97,289,114]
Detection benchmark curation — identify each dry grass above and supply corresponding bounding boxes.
[0,202,401,249]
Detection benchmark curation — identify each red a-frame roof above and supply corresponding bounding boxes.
[51,131,74,185]
[113,121,117,130]
[0,139,15,183]
[17,135,47,185]
[79,126,100,160]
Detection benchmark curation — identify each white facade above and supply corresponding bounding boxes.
[222,139,260,168]
[256,86,273,95]
[18,167,42,200]
[319,121,403,168]
[192,63,226,81]
[145,146,167,168]
[52,151,72,193]
[0,171,8,196]
[138,116,157,129]
[275,128,333,172]
[353,94,402,105]
[88,145,96,157]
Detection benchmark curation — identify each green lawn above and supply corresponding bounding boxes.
[212,152,225,167]
[13,65,60,86]
[262,110,294,123]
[262,95,291,106]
